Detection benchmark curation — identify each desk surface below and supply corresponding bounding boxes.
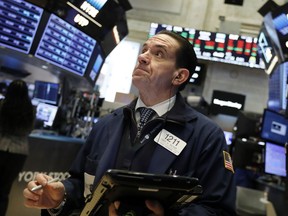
[30,131,85,143]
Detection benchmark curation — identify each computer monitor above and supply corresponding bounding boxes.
[260,109,288,145]
[232,138,264,172]
[33,80,60,105]
[265,141,286,177]
[223,131,233,145]
[209,90,246,116]
[234,111,262,138]
[36,102,58,127]
[0,0,43,54]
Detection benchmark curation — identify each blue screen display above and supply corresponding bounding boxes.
[35,14,96,76]
[265,142,286,177]
[0,0,43,54]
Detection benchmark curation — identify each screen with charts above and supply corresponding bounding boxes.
[34,13,96,76]
[36,102,58,127]
[265,142,286,177]
[260,109,288,145]
[149,22,264,69]
[0,0,43,54]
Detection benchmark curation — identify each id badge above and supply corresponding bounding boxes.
[154,129,187,155]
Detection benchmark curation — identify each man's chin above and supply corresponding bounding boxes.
[132,77,148,88]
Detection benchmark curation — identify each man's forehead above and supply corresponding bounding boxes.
[144,34,178,48]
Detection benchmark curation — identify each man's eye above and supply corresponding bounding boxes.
[156,51,163,57]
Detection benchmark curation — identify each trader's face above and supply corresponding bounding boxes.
[132,34,181,93]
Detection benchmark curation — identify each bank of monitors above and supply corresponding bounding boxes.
[260,109,288,145]
[33,80,60,105]
[149,22,264,69]
[264,141,286,177]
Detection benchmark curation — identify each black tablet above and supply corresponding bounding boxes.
[80,169,202,216]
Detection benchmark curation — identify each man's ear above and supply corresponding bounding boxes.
[172,68,190,86]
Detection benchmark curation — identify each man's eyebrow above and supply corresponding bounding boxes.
[142,42,168,49]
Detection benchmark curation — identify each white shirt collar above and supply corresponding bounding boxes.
[135,95,176,117]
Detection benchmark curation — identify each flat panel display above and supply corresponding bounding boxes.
[84,43,104,85]
[33,80,60,105]
[36,102,58,127]
[35,13,96,76]
[232,138,264,172]
[265,142,286,177]
[260,109,288,145]
[149,22,264,69]
[0,0,43,54]
[223,130,233,145]
[209,90,246,116]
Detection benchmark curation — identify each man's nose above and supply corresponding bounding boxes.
[138,52,150,64]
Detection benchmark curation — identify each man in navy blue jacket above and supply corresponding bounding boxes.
[23,30,236,215]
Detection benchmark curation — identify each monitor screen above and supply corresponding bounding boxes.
[223,130,233,145]
[265,141,286,177]
[36,102,58,127]
[260,109,288,145]
[33,80,59,105]
[209,90,246,116]
[0,0,43,54]
[267,63,287,111]
[232,138,264,172]
[84,42,105,85]
[34,13,96,76]
[235,111,262,138]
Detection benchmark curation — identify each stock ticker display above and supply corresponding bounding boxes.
[35,13,96,76]
[149,23,265,69]
[0,0,43,54]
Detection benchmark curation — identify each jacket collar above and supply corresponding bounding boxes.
[122,93,198,125]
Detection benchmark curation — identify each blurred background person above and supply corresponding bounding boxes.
[0,79,35,215]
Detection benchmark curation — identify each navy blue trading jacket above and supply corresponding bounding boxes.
[44,93,236,216]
